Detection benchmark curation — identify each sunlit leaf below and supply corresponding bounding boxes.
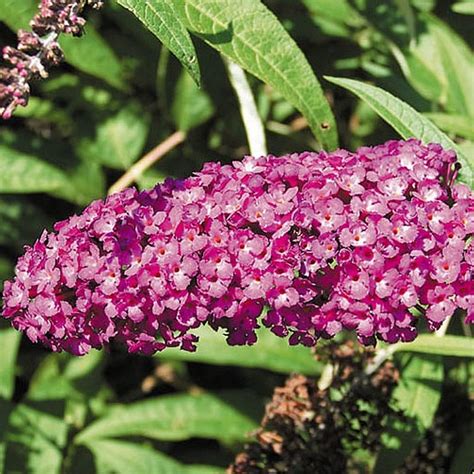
[394,335,474,358]
[396,355,444,428]
[396,14,474,116]
[431,15,474,118]
[4,402,68,474]
[117,0,201,85]
[301,0,361,38]
[28,351,105,402]
[452,1,474,14]
[0,0,36,30]
[173,0,338,150]
[60,26,127,90]
[0,145,69,194]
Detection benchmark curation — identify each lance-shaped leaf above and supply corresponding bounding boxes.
[172,0,338,150]
[394,335,474,358]
[0,145,69,194]
[75,390,260,444]
[424,113,474,141]
[117,0,201,85]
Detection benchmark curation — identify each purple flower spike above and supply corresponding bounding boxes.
[2,140,473,355]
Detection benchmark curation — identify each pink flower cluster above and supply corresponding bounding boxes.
[2,140,473,355]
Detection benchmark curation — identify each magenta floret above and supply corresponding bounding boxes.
[2,139,473,355]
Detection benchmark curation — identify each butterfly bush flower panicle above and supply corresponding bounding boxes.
[2,139,473,355]
[0,0,104,119]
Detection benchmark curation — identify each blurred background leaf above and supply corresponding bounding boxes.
[158,325,322,375]
[75,390,261,444]
[374,354,444,472]
[0,323,21,400]
[87,439,221,474]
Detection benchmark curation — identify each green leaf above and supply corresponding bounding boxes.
[174,0,338,150]
[28,351,105,402]
[0,400,14,473]
[394,335,474,358]
[397,14,474,116]
[0,145,70,194]
[0,323,21,400]
[158,325,321,375]
[171,69,215,132]
[77,103,151,170]
[0,0,36,30]
[0,130,105,205]
[60,160,106,206]
[411,0,436,11]
[450,422,474,473]
[325,76,474,187]
[88,439,221,474]
[117,0,201,86]
[75,391,260,444]
[431,16,474,118]
[374,354,443,473]
[13,97,72,126]
[394,355,443,428]
[424,113,474,141]
[452,1,474,14]
[301,0,361,28]
[60,25,126,90]
[4,401,68,474]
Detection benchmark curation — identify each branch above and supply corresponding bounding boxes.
[108,130,186,195]
[224,58,267,157]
